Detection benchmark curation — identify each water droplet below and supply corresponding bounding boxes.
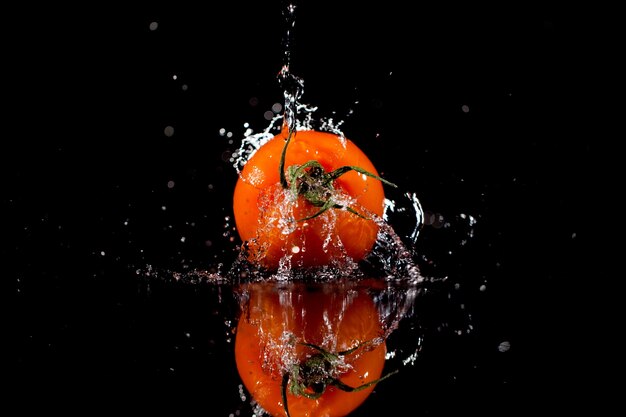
[498,341,511,353]
[272,102,283,113]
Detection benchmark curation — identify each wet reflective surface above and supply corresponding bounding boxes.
[6,2,597,416]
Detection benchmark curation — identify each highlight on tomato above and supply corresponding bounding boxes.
[234,281,397,417]
[232,127,396,270]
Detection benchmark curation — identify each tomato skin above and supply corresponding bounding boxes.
[233,129,386,269]
[234,282,387,417]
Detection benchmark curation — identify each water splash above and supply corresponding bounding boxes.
[231,103,319,175]
[278,2,304,134]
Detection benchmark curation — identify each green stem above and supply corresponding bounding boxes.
[278,129,397,221]
[280,341,399,417]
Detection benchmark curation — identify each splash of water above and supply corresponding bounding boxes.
[278,2,303,134]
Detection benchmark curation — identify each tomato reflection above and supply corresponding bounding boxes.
[234,280,397,417]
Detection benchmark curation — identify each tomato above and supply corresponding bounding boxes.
[234,281,395,417]
[233,129,394,269]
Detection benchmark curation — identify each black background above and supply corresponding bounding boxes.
[5,1,600,416]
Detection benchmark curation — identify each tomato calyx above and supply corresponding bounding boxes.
[280,341,398,417]
[278,128,397,222]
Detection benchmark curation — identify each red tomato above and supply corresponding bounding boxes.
[233,129,392,269]
[234,281,393,417]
